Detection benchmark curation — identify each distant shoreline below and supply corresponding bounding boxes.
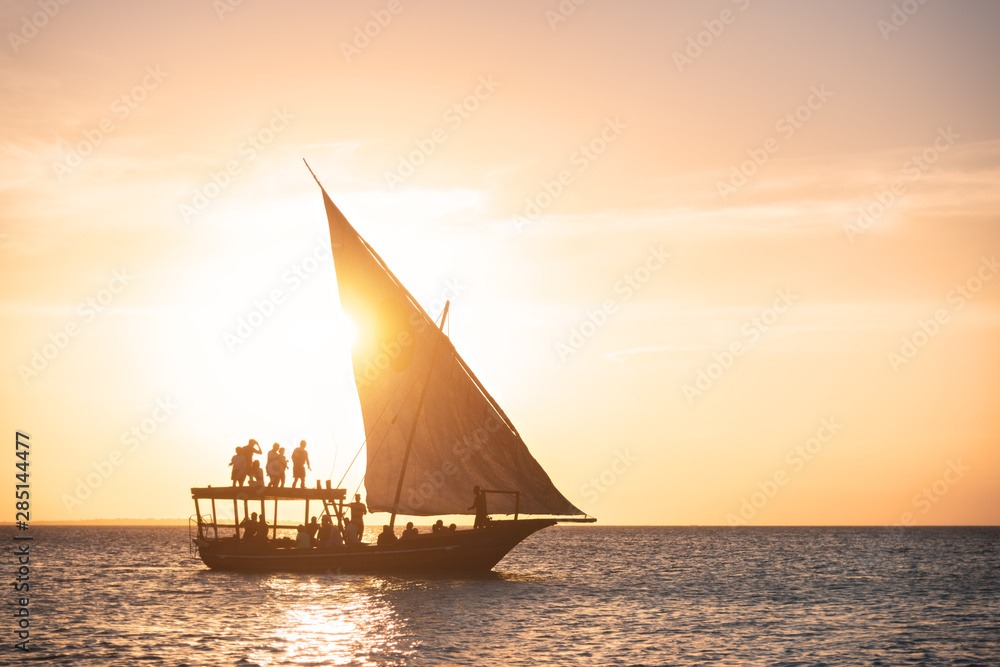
[3,522,997,528]
[2,519,190,526]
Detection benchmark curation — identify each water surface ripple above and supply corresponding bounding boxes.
[8,526,998,665]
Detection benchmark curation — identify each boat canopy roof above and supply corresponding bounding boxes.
[191,486,346,502]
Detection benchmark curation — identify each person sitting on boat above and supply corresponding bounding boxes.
[248,460,265,489]
[317,515,334,547]
[470,486,489,529]
[229,448,248,487]
[377,525,398,546]
[290,440,311,488]
[307,516,320,546]
[255,514,269,542]
[448,523,457,532]
[240,512,258,540]
[401,522,419,540]
[295,524,311,549]
[265,443,281,487]
[344,520,360,544]
[349,493,367,536]
[431,519,445,534]
[328,519,344,547]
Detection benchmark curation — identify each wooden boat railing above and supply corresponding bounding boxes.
[192,484,349,543]
[188,513,213,557]
[482,489,520,520]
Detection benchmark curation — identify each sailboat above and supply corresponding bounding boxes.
[190,166,594,573]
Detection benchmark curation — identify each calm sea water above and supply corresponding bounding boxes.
[4,526,998,666]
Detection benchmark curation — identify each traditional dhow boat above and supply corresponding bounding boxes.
[191,165,593,573]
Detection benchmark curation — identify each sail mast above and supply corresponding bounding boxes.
[388,300,450,529]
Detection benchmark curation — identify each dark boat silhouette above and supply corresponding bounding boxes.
[191,165,593,573]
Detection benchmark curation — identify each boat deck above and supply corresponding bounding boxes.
[193,518,560,573]
[191,486,347,502]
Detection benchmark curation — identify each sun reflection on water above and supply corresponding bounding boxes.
[250,576,417,666]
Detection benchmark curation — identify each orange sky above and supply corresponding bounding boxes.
[2,0,998,525]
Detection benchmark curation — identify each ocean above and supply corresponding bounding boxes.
[6,526,998,666]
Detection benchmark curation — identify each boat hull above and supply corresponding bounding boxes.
[194,519,556,573]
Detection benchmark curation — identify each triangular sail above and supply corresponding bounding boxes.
[319,187,582,517]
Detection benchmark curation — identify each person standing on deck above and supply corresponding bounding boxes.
[276,447,288,487]
[349,494,367,539]
[470,486,488,529]
[291,440,311,488]
[265,443,281,487]
[238,439,262,472]
[229,448,248,487]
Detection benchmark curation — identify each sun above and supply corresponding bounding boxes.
[336,309,358,349]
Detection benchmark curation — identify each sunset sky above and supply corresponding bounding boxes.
[2,0,998,525]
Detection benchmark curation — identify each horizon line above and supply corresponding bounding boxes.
[7,521,999,528]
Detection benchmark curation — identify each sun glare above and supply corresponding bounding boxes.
[337,310,358,350]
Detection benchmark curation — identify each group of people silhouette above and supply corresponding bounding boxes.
[376,519,458,546]
[296,514,345,548]
[228,439,312,489]
[239,511,270,541]
[237,492,368,546]
[293,493,368,547]
[226,439,494,547]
